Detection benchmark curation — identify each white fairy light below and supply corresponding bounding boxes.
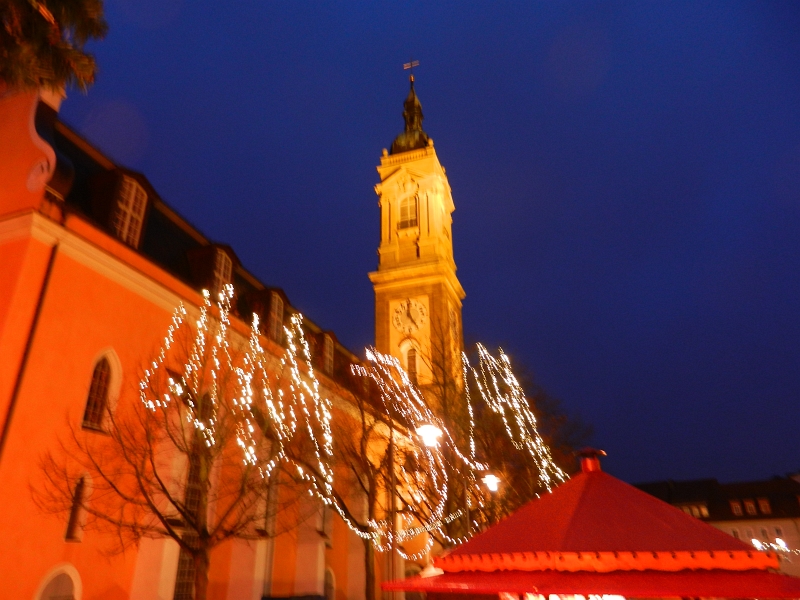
[137,289,567,557]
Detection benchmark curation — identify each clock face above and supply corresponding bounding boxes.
[392,299,428,334]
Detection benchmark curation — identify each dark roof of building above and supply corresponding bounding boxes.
[34,101,366,381]
[636,476,800,521]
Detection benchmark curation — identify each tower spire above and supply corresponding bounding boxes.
[391,60,430,154]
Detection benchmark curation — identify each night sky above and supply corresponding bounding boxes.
[60,2,800,485]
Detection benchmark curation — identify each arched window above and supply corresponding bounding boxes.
[407,348,417,385]
[40,573,75,600]
[398,196,418,229]
[65,476,87,541]
[324,568,335,600]
[83,358,110,430]
[36,565,82,600]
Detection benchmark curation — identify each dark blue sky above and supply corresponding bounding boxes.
[61,1,800,484]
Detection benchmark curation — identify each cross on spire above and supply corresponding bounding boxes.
[403,58,420,82]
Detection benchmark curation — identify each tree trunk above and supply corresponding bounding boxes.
[193,548,210,600]
[363,536,376,600]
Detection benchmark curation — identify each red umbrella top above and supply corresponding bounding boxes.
[384,451,800,598]
[436,450,777,574]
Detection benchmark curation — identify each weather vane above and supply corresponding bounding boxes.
[403,58,419,82]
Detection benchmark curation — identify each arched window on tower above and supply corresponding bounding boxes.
[407,348,417,385]
[398,196,418,229]
[83,358,110,430]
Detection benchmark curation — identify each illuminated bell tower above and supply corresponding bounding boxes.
[369,76,465,388]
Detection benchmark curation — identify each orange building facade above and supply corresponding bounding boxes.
[0,87,382,600]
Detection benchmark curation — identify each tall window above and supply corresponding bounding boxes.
[113,176,147,247]
[398,196,418,229]
[268,293,284,343]
[211,249,232,294]
[83,358,110,430]
[173,536,197,600]
[744,499,757,515]
[323,335,334,375]
[407,348,417,385]
[758,498,771,514]
[730,500,743,516]
[174,453,202,599]
[65,476,86,541]
[175,396,209,600]
[324,569,335,600]
[39,572,75,600]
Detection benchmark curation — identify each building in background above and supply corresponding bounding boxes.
[637,476,800,576]
[0,88,372,600]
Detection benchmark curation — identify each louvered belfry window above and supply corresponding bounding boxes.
[113,176,147,247]
[83,358,110,430]
[398,196,418,229]
[407,348,418,384]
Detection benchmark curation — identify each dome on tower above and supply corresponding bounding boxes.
[390,78,430,154]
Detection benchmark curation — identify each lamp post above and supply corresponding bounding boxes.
[482,473,500,524]
[415,424,442,447]
[482,474,500,492]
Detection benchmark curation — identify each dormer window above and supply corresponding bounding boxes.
[758,498,771,514]
[212,249,233,294]
[268,293,284,343]
[322,334,334,375]
[398,196,418,229]
[113,176,147,247]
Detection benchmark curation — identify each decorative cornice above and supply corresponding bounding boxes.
[0,211,195,312]
[434,549,778,574]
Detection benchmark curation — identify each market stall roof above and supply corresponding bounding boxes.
[383,568,800,598]
[383,450,800,598]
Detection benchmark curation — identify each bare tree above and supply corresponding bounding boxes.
[34,296,310,600]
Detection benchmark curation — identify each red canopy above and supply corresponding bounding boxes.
[383,568,800,598]
[384,451,800,598]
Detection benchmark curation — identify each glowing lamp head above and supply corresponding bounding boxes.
[482,474,501,492]
[416,424,443,447]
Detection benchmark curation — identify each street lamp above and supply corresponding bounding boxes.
[482,473,500,492]
[416,423,443,447]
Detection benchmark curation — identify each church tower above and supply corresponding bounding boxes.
[369,76,465,389]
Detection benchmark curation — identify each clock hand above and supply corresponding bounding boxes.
[406,304,418,327]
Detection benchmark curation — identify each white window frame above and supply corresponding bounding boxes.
[323,335,334,375]
[398,195,418,229]
[268,293,284,342]
[758,497,771,514]
[113,176,147,247]
[212,249,233,294]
